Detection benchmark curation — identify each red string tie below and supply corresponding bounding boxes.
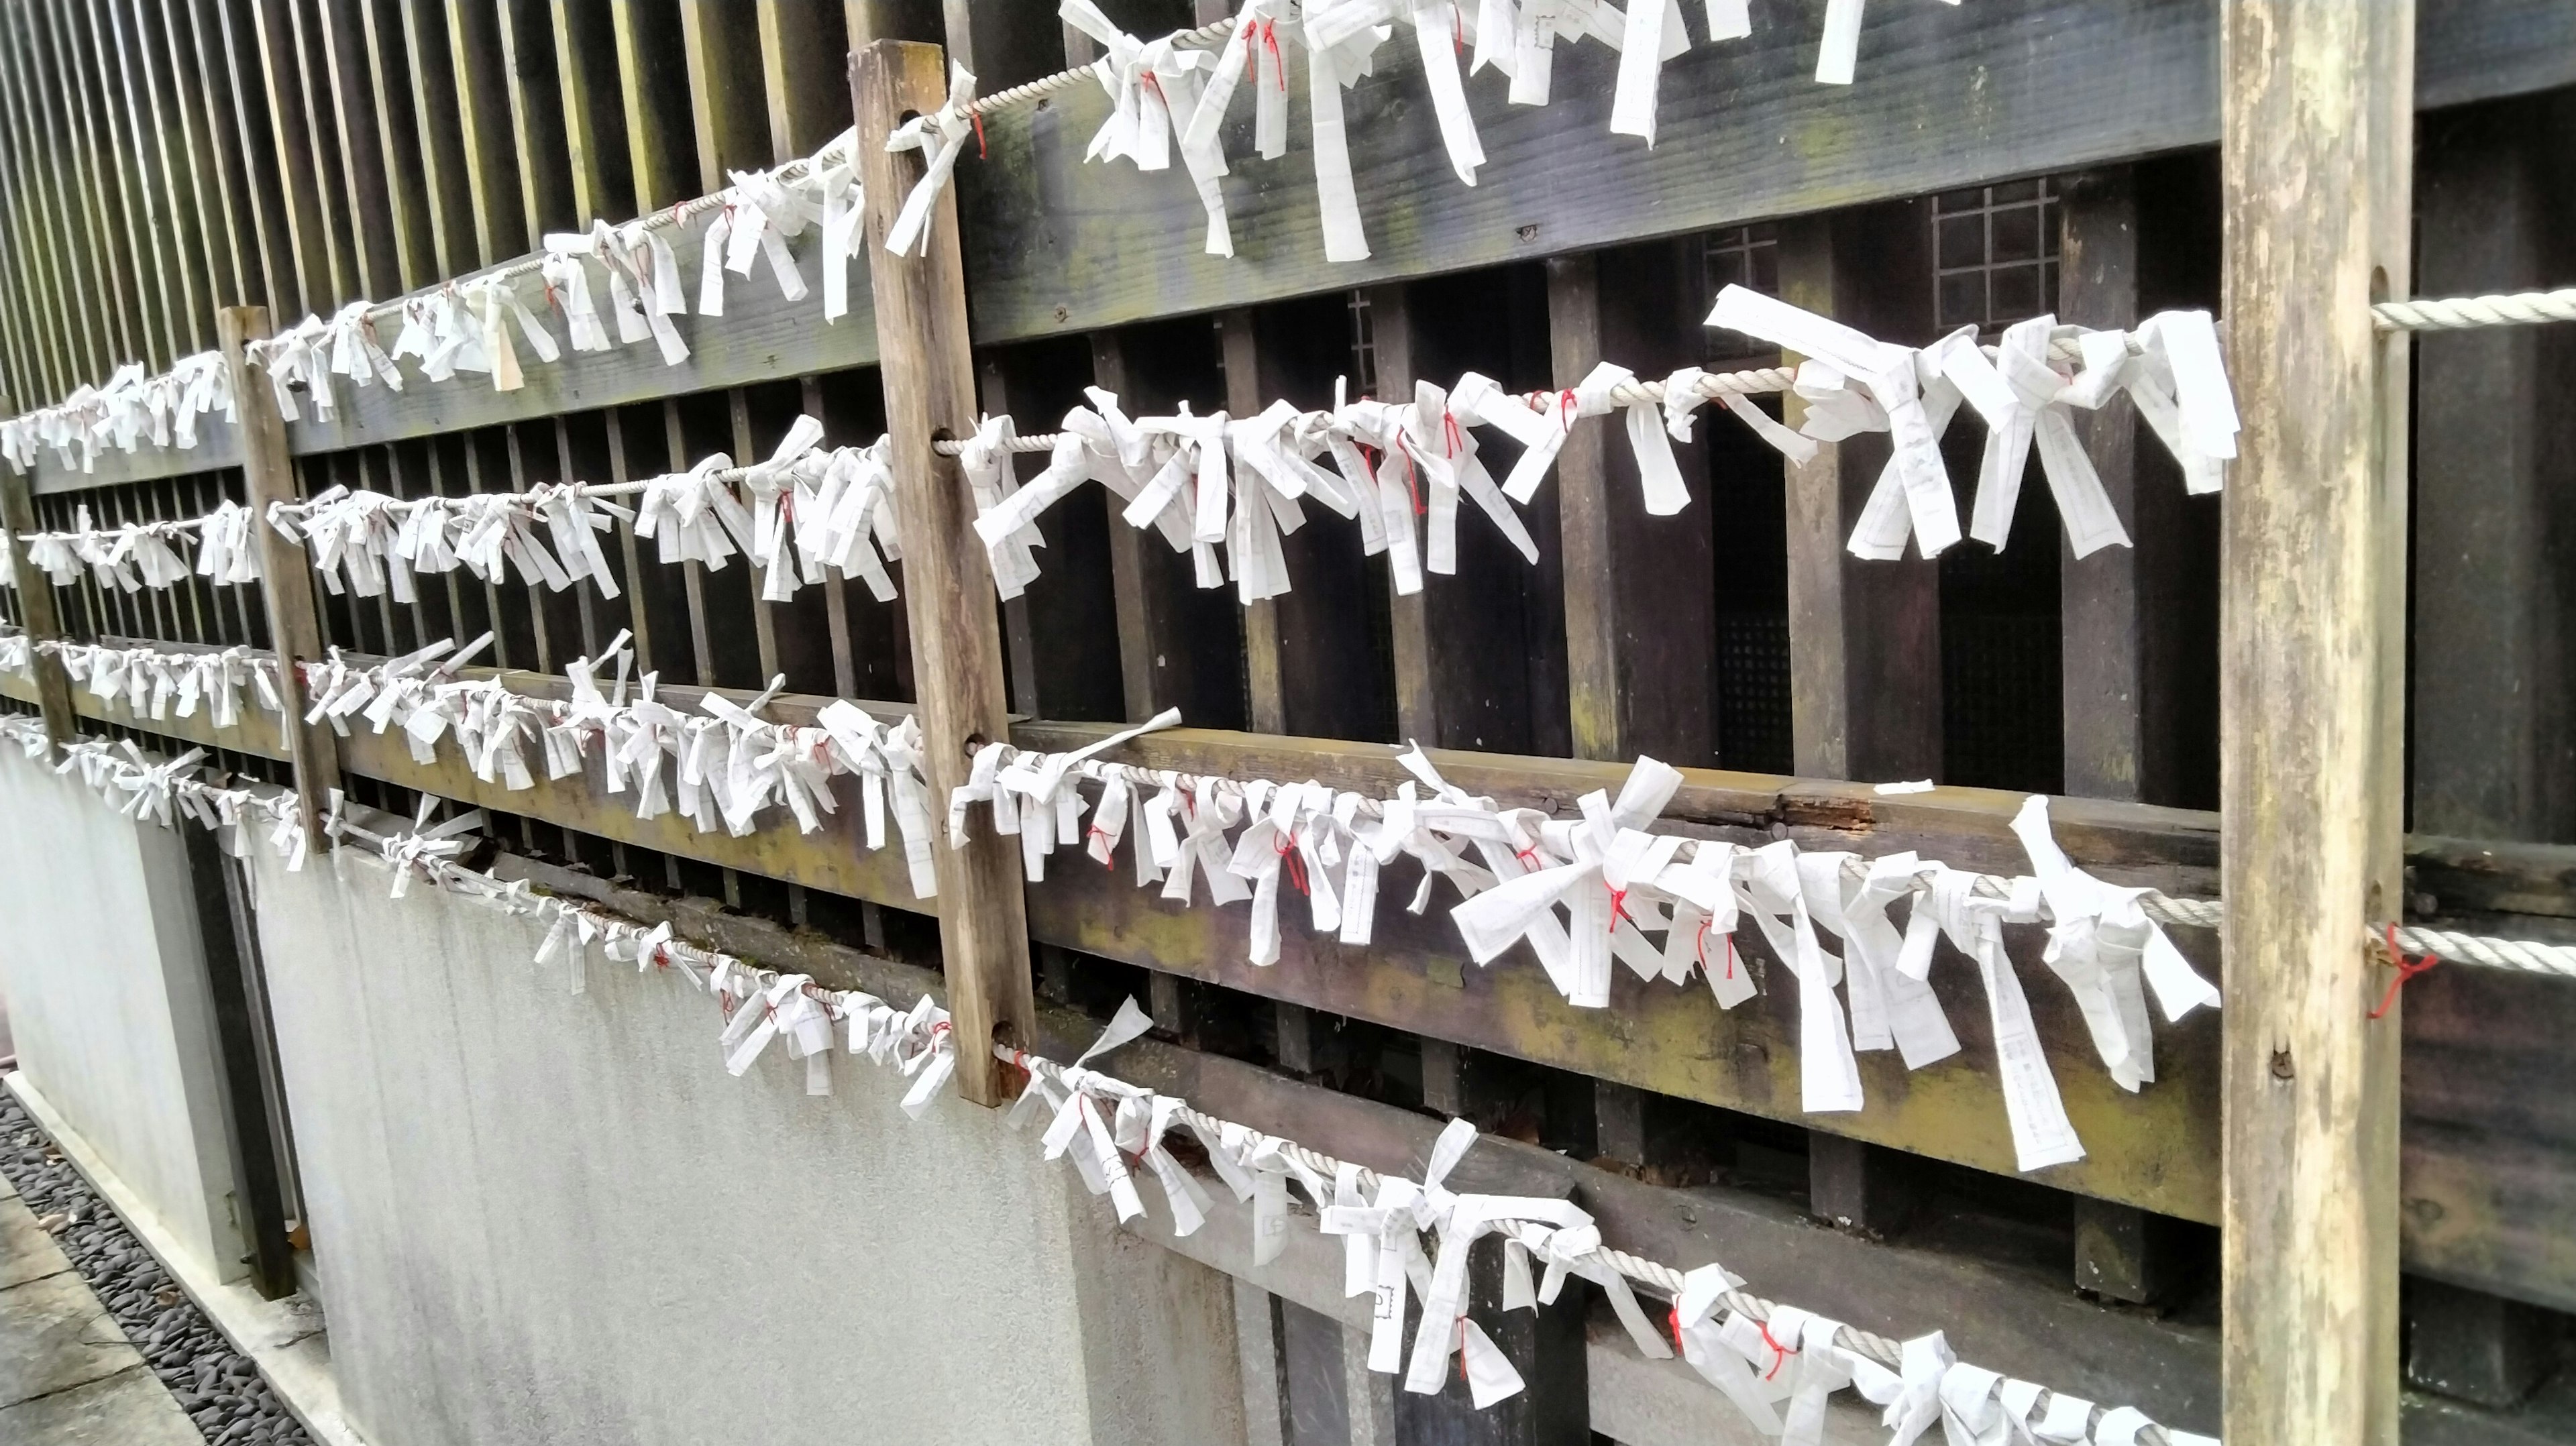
[1397,439,1425,516]
[1758,1320,1796,1380]
[1263,19,1285,90]
[1275,833,1308,895]
[971,110,987,160]
[1442,409,1463,459]
[1668,1306,1686,1353]
[2369,923,2439,1020]
[1558,389,1580,432]
[1515,845,1544,873]
[1087,824,1116,864]
[1607,884,1635,935]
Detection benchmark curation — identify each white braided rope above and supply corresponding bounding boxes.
[1006,1046,2188,1446]
[2373,288,2576,332]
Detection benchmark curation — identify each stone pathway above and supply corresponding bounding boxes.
[0,1097,313,1445]
[0,1132,199,1443]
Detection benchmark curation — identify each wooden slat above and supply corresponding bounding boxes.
[11,3,113,379]
[1550,241,1713,766]
[951,0,2576,345]
[495,0,574,244]
[180,0,267,312]
[2218,2,2412,1441]
[219,304,343,846]
[28,634,2576,1308]
[853,37,1036,1106]
[102,0,198,362]
[608,0,689,213]
[206,0,299,317]
[119,0,215,352]
[548,0,628,223]
[352,0,430,291]
[2057,168,2145,800]
[0,13,72,403]
[51,0,153,368]
[286,0,359,307]
[1221,298,1389,742]
[2410,94,2576,842]
[443,0,523,265]
[244,0,332,313]
[1777,208,1940,784]
[0,471,80,744]
[313,0,396,298]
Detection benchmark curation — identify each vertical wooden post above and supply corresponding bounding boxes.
[1776,209,1942,784]
[219,304,342,848]
[853,39,1036,1106]
[2410,93,2576,841]
[0,469,78,747]
[1548,242,1715,767]
[2059,166,2145,800]
[2218,4,2411,1443]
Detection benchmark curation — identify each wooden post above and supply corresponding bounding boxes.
[1548,242,1715,767]
[852,39,1036,1106]
[2059,166,2145,800]
[1776,209,1941,784]
[2218,4,2411,1443]
[219,304,343,848]
[0,469,77,747]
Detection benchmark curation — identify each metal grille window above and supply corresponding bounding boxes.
[1703,224,1780,359]
[1933,178,2061,332]
[1347,290,1379,397]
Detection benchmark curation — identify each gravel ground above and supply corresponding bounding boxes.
[1,1095,313,1446]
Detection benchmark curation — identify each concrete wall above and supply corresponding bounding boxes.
[246,842,1248,1446]
[0,759,245,1284]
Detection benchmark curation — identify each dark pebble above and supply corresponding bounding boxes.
[0,1097,314,1445]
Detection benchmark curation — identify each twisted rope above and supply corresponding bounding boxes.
[1006,1046,2182,1446]
[2373,288,2576,332]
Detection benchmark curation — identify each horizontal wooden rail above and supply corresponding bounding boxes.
[494,844,2224,1431]
[8,657,2574,1308]
[22,0,2574,498]
[28,220,879,497]
[951,0,2576,343]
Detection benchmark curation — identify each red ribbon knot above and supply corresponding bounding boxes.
[2368,922,2439,1019]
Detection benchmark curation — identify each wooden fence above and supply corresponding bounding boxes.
[3,1,2575,1439]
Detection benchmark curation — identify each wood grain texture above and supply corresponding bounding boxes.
[219,304,341,846]
[2057,168,2144,801]
[0,467,80,744]
[951,0,2576,345]
[1778,209,1939,784]
[2218,2,2412,1441]
[854,38,1035,1105]
[13,642,2576,1308]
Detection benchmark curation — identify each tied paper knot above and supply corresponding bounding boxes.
[883,63,979,258]
[1063,2,1242,257]
[1704,284,2241,562]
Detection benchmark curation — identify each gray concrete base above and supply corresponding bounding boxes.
[7,1072,364,1446]
[0,1156,199,1443]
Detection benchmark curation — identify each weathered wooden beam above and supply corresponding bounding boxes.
[949,0,2576,346]
[24,633,2576,1311]
[2058,166,2145,802]
[2410,91,2576,843]
[2218,2,2413,1441]
[853,38,1036,1105]
[2403,1280,2560,1409]
[0,469,80,746]
[219,305,343,848]
[1778,207,1940,787]
[1550,242,1714,767]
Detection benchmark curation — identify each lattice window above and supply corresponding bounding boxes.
[1347,290,1379,397]
[1933,178,2061,332]
[1703,223,1780,359]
